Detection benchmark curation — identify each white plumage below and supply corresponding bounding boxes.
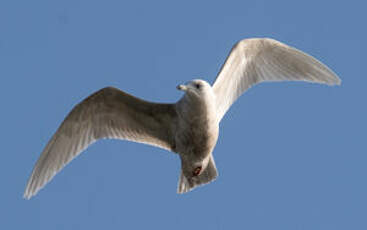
[24,38,340,199]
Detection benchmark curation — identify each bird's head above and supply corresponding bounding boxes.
[177,79,214,100]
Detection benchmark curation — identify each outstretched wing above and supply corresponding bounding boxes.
[212,38,341,121]
[24,87,177,199]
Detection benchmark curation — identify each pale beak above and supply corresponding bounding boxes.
[177,84,188,91]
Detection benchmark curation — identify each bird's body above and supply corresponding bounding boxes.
[24,38,341,199]
[175,98,218,161]
[175,80,219,157]
[174,80,219,192]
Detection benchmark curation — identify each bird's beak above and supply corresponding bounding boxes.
[177,84,188,91]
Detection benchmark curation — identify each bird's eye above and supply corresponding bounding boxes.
[195,83,201,90]
[192,166,202,176]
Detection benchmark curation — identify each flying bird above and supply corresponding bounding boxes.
[24,38,341,199]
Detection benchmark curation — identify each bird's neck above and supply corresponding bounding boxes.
[177,94,218,126]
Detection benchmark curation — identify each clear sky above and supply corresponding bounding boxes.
[1,0,366,229]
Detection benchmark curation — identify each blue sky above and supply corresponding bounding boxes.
[1,0,366,229]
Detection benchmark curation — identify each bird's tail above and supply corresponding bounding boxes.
[177,155,218,193]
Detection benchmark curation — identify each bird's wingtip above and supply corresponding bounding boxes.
[23,184,35,200]
[328,76,341,86]
[335,77,342,86]
[23,192,31,200]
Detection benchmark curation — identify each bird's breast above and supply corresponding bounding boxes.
[175,113,219,157]
[174,93,219,156]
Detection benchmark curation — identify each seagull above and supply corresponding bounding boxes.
[24,38,341,199]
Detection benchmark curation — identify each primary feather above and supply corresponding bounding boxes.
[213,38,341,121]
[24,87,177,199]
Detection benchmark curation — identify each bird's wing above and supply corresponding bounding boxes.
[212,38,341,121]
[24,87,177,199]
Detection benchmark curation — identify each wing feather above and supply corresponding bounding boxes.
[24,87,177,199]
[213,38,341,121]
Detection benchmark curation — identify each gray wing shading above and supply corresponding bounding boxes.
[24,87,177,199]
[212,38,341,121]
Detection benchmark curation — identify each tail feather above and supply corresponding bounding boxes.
[177,155,218,193]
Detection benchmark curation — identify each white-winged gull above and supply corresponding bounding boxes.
[24,38,341,199]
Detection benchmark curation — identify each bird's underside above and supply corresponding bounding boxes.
[24,38,340,199]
